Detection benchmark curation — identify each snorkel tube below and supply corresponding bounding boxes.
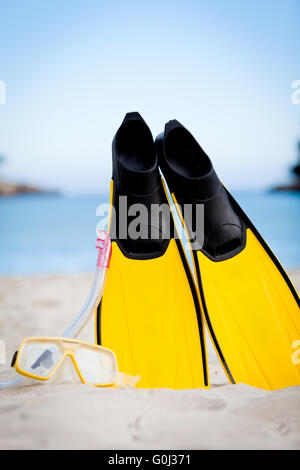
[62,230,111,338]
[0,230,112,389]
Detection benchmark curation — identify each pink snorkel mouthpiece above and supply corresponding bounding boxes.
[96,230,112,268]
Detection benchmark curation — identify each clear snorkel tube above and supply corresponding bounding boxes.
[0,230,112,389]
[62,230,111,338]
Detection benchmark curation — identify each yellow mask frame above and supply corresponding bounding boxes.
[13,337,139,388]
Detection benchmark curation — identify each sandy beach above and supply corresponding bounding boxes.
[0,272,300,450]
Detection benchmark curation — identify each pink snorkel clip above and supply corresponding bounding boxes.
[96,230,112,268]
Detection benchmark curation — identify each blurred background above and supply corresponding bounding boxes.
[0,0,299,275]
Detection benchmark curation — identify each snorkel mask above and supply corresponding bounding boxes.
[11,337,139,387]
[0,231,140,389]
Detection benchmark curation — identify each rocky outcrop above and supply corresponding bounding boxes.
[273,141,300,192]
[0,180,58,196]
[273,181,300,192]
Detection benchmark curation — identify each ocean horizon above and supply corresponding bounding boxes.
[0,190,299,276]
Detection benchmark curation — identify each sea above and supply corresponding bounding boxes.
[0,191,299,276]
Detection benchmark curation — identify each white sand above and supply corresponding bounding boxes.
[0,272,300,450]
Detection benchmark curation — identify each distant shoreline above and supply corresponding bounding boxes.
[0,180,59,197]
[272,182,300,192]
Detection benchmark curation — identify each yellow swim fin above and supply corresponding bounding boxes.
[156,119,300,391]
[96,113,208,389]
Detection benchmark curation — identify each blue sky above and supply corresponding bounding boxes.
[0,0,299,193]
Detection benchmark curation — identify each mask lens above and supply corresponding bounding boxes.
[75,346,117,385]
[18,341,62,378]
